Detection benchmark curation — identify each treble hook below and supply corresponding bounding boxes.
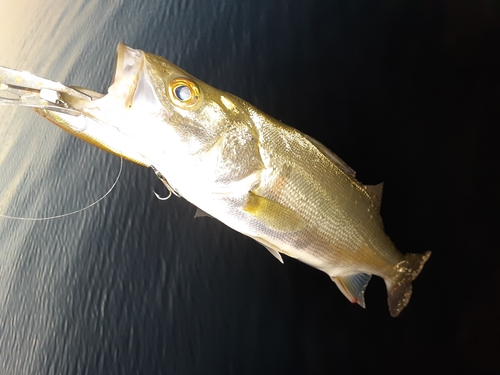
[154,189,172,201]
[151,165,180,200]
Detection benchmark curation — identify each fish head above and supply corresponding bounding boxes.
[85,43,250,158]
[108,43,262,191]
[49,43,227,168]
[136,44,253,156]
[44,43,262,194]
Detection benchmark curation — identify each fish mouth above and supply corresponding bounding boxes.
[63,43,152,167]
[108,43,145,107]
[114,43,144,82]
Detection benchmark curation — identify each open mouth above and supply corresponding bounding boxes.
[108,43,146,107]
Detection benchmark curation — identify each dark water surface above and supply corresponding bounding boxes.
[1,1,500,374]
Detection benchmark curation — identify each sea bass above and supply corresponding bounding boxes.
[0,43,430,316]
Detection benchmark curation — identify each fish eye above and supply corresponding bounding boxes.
[174,85,191,101]
[168,78,200,108]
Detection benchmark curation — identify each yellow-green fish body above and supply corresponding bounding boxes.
[3,44,430,316]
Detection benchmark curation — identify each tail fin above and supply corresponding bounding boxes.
[385,251,431,317]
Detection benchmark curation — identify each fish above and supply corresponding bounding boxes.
[0,43,430,316]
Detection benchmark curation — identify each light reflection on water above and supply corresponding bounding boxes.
[0,2,171,374]
[0,1,298,374]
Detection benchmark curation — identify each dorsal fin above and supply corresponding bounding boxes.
[302,134,356,178]
[364,182,384,211]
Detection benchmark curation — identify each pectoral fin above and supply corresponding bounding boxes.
[332,273,372,308]
[243,191,305,233]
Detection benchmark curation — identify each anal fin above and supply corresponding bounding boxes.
[332,273,372,308]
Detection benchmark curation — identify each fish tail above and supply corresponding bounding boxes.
[384,251,431,317]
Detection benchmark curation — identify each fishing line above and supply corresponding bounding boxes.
[0,157,123,221]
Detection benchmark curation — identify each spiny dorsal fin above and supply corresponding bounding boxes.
[364,182,384,212]
[302,134,356,178]
[332,273,372,308]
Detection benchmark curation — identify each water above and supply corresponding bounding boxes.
[1,1,500,374]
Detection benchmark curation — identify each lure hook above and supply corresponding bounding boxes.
[153,189,172,201]
[151,165,180,201]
